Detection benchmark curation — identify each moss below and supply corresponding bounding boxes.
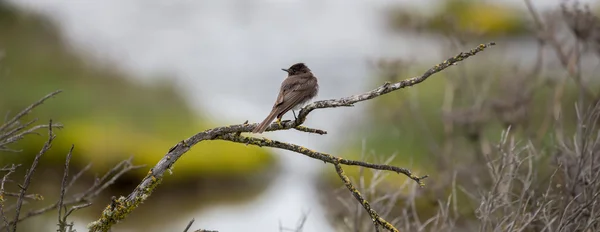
[88,174,163,231]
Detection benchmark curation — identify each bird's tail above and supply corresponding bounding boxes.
[252,110,278,134]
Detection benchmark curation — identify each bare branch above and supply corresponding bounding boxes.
[0,90,62,133]
[57,145,74,231]
[218,134,428,184]
[0,164,18,232]
[183,219,218,232]
[294,43,496,127]
[0,90,64,152]
[1,193,42,201]
[0,123,64,149]
[335,163,393,232]
[65,162,92,194]
[183,219,195,232]
[278,211,309,232]
[292,125,327,135]
[0,119,37,143]
[0,157,142,230]
[11,120,55,232]
[63,202,92,221]
[523,0,596,100]
[87,42,495,232]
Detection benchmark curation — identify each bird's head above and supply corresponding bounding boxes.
[282,63,311,75]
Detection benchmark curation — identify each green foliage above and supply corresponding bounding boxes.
[388,0,528,37]
[0,3,274,179]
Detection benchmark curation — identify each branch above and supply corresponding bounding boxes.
[88,42,495,232]
[215,134,421,231]
[335,163,392,232]
[57,145,74,232]
[0,90,62,133]
[0,90,141,231]
[0,123,64,149]
[183,219,218,232]
[523,0,596,100]
[0,164,18,231]
[0,157,142,231]
[0,90,64,151]
[11,120,55,232]
[218,134,427,185]
[1,193,43,201]
[295,43,496,125]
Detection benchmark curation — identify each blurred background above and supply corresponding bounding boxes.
[1,0,599,231]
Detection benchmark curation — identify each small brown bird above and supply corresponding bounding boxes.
[252,63,319,134]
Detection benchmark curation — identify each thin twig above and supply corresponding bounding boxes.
[183,219,194,232]
[11,120,54,232]
[294,43,496,125]
[63,202,92,220]
[0,90,62,133]
[0,157,142,230]
[335,164,392,232]
[0,118,37,143]
[0,165,17,232]
[65,163,92,194]
[0,123,63,149]
[57,145,75,231]
[2,193,42,201]
[523,0,596,100]
[218,134,428,185]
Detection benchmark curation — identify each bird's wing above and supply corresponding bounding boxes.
[273,77,300,107]
[273,87,286,107]
[275,78,316,116]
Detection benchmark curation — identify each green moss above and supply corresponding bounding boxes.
[88,173,164,231]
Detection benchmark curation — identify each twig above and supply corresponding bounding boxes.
[0,123,64,149]
[295,43,496,124]
[11,120,54,232]
[0,89,138,230]
[335,163,392,232]
[63,202,92,220]
[0,157,142,230]
[183,219,195,232]
[0,90,62,133]
[65,163,92,194]
[292,125,327,135]
[2,193,42,201]
[87,42,495,232]
[278,211,309,232]
[182,219,218,232]
[0,165,17,232]
[0,118,37,143]
[57,145,75,231]
[219,134,428,185]
[523,0,595,100]
[89,158,146,199]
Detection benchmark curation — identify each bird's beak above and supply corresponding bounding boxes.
[281,68,289,73]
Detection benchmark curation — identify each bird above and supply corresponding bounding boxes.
[252,63,319,134]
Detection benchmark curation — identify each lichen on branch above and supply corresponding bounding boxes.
[88,42,496,232]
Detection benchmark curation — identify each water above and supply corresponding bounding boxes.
[7,0,595,231]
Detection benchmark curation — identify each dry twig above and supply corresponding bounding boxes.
[0,91,143,231]
[11,120,55,232]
